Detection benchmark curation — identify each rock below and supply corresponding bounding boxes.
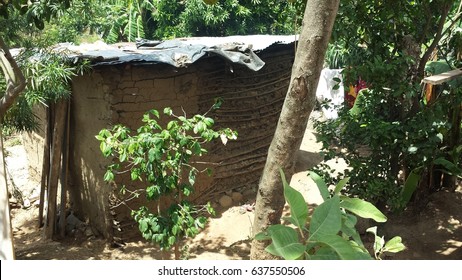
[231,192,243,203]
[242,188,256,198]
[218,195,233,208]
[85,227,94,238]
[66,213,85,234]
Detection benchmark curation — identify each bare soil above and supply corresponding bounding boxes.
[6,116,462,260]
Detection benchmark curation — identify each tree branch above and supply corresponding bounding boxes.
[417,3,452,80]
[0,36,26,119]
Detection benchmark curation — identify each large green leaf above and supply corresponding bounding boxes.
[309,171,330,201]
[334,177,350,195]
[264,225,305,260]
[366,226,384,255]
[280,169,308,229]
[309,196,341,240]
[139,218,148,233]
[341,213,364,247]
[310,246,340,260]
[433,157,462,175]
[254,231,272,241]
[339,196,387,222]
[399,169,420,208]
[383,236,406,253]
[315,235,372,260]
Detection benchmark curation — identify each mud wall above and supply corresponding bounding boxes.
[24,44,295,240]
[68,70,114,237]
[196,47,294,202]
[22,104,47,182]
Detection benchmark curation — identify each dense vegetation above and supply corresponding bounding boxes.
[1,0,303,46]
[1,0,461,259]
[314,0,462,211]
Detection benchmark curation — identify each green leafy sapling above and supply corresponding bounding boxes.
[96,101,237,259]
[366,226,406,260]
[255,170,405,260]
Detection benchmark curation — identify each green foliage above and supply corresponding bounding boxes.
[101,0,154,43]
[314,1,462,210]
[313,86,458,209]
[96,104,237,256]
[1,47,90,133]
[324,44,347,69]
[0,0,89,134]
[89,0,303,41]
[21,49,90,102]
[162,0,300,38]
[1,1,114,47]
[366,226,406,260]
[2,0,305,45]
[255,170,405,260]
[0,0,71,27]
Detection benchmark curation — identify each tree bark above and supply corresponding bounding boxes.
[250,0,340,260]
[0,129,15,260]
[0,35,26,260]
[0,36,26,118]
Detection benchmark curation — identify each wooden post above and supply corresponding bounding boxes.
[0,128,15,259]
[38,106,52,228]
[44,100,67,239]
[443,97,461,191]
[59,100,71,238]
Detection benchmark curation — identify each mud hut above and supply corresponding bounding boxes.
[23,35,297,241]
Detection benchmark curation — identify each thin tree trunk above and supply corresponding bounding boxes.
[250,0,340,260]
[0,36,26,117]
[44,100,67,239]
[0,129,15,259]
[0,35,27,260]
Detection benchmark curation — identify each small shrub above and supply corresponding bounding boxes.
[96,102,237,259]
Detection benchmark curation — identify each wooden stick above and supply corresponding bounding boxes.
[59,99,71,238]
[44,100,67,239]
[422,68,462,85]
[38,106,51,228]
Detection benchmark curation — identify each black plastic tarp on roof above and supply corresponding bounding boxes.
[64,35,298,71]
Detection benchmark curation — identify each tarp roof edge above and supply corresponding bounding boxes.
[63,35,298,71]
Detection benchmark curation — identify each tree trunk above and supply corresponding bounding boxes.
[0,36,26,118]
[250,0,340,260]
[0,129,15,260]
[0,35,27,260]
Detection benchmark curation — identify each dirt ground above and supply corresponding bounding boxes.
[6,114,462,260]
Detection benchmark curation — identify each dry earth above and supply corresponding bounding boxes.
[5,114,462,260]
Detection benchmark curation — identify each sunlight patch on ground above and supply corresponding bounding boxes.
[437,216,461,234]
[436,239,462,255]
